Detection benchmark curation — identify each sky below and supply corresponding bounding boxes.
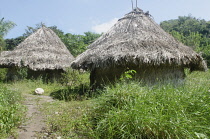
[1,0,210,39]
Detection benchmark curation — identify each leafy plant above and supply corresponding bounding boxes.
[60,68,89,86]
[120,69,137,81]
[0,68,7,82]
[16,67,28,80]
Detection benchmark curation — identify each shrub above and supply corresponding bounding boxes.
[49,68,92,101]
[0,68,7,82]
[60,68,89,86]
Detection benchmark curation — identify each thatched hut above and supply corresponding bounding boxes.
[71,8,207,87]
[0,26,74,81]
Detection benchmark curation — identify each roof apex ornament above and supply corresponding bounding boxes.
[136,0,138,8]
[131,0,133,10]
[131,0,138,10]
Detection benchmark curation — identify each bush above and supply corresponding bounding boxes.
[0,68,7,82]
[60,68,89,86]
[48,68,92,101]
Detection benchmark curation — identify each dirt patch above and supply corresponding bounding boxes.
[12,94,55,139]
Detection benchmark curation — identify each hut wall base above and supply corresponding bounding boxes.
[91,66,185,88]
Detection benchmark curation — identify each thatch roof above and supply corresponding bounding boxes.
[0,26,74,71]
[71,8,207,71]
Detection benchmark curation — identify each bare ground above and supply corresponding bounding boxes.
[10,94,55,139]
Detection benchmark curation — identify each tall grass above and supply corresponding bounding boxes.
[0,84,25,138]
[37,70,210,138]
[74,71,210,139]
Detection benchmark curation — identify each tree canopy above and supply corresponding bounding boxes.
[0,18,16,37]
[160,15,210,37]
[0,17,16,51]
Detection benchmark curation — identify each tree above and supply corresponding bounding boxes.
[0,18,16,37]
[4,36,26,50]
[49,27,101,56]
[0,17,16,51]
[62,33,86,56]
[160,15,210,37]
[83,32,101,44]
[23,23,43,37]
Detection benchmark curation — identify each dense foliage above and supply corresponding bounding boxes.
[4,36,25,50]
[160,15,210,67]
[81,72,210,138]
[50,26,101,56]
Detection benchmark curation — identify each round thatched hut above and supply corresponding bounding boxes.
[0,26,74,81]
[71,8,207,87]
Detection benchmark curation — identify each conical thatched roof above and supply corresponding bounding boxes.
[72,8,207,71]
[0,26,74,71]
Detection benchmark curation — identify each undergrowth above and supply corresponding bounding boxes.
[4,69,208,139]
[42,70,210,139]
[82,71,210,139]
[0,84,25,138]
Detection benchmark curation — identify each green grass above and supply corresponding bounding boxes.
[0,70,90,138]
[40,70,210,139]
[4,78,64,96]
[1,70,209,138]
[86,83,209,138]
[0,83,26,138]
[40,100,95,138]
[0,78,64,138]
[86,71,210,139]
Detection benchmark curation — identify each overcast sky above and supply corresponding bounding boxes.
[1,0,210,39]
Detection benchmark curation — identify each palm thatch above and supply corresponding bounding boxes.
[72,8,206,71]
[0,26,74,71]
[71,8,207,87]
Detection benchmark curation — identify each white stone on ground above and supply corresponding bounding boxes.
[35,88,44,95]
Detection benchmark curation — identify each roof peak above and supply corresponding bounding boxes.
[119,7,151,21]
[133,7,143,12]
[128,7,146,15]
